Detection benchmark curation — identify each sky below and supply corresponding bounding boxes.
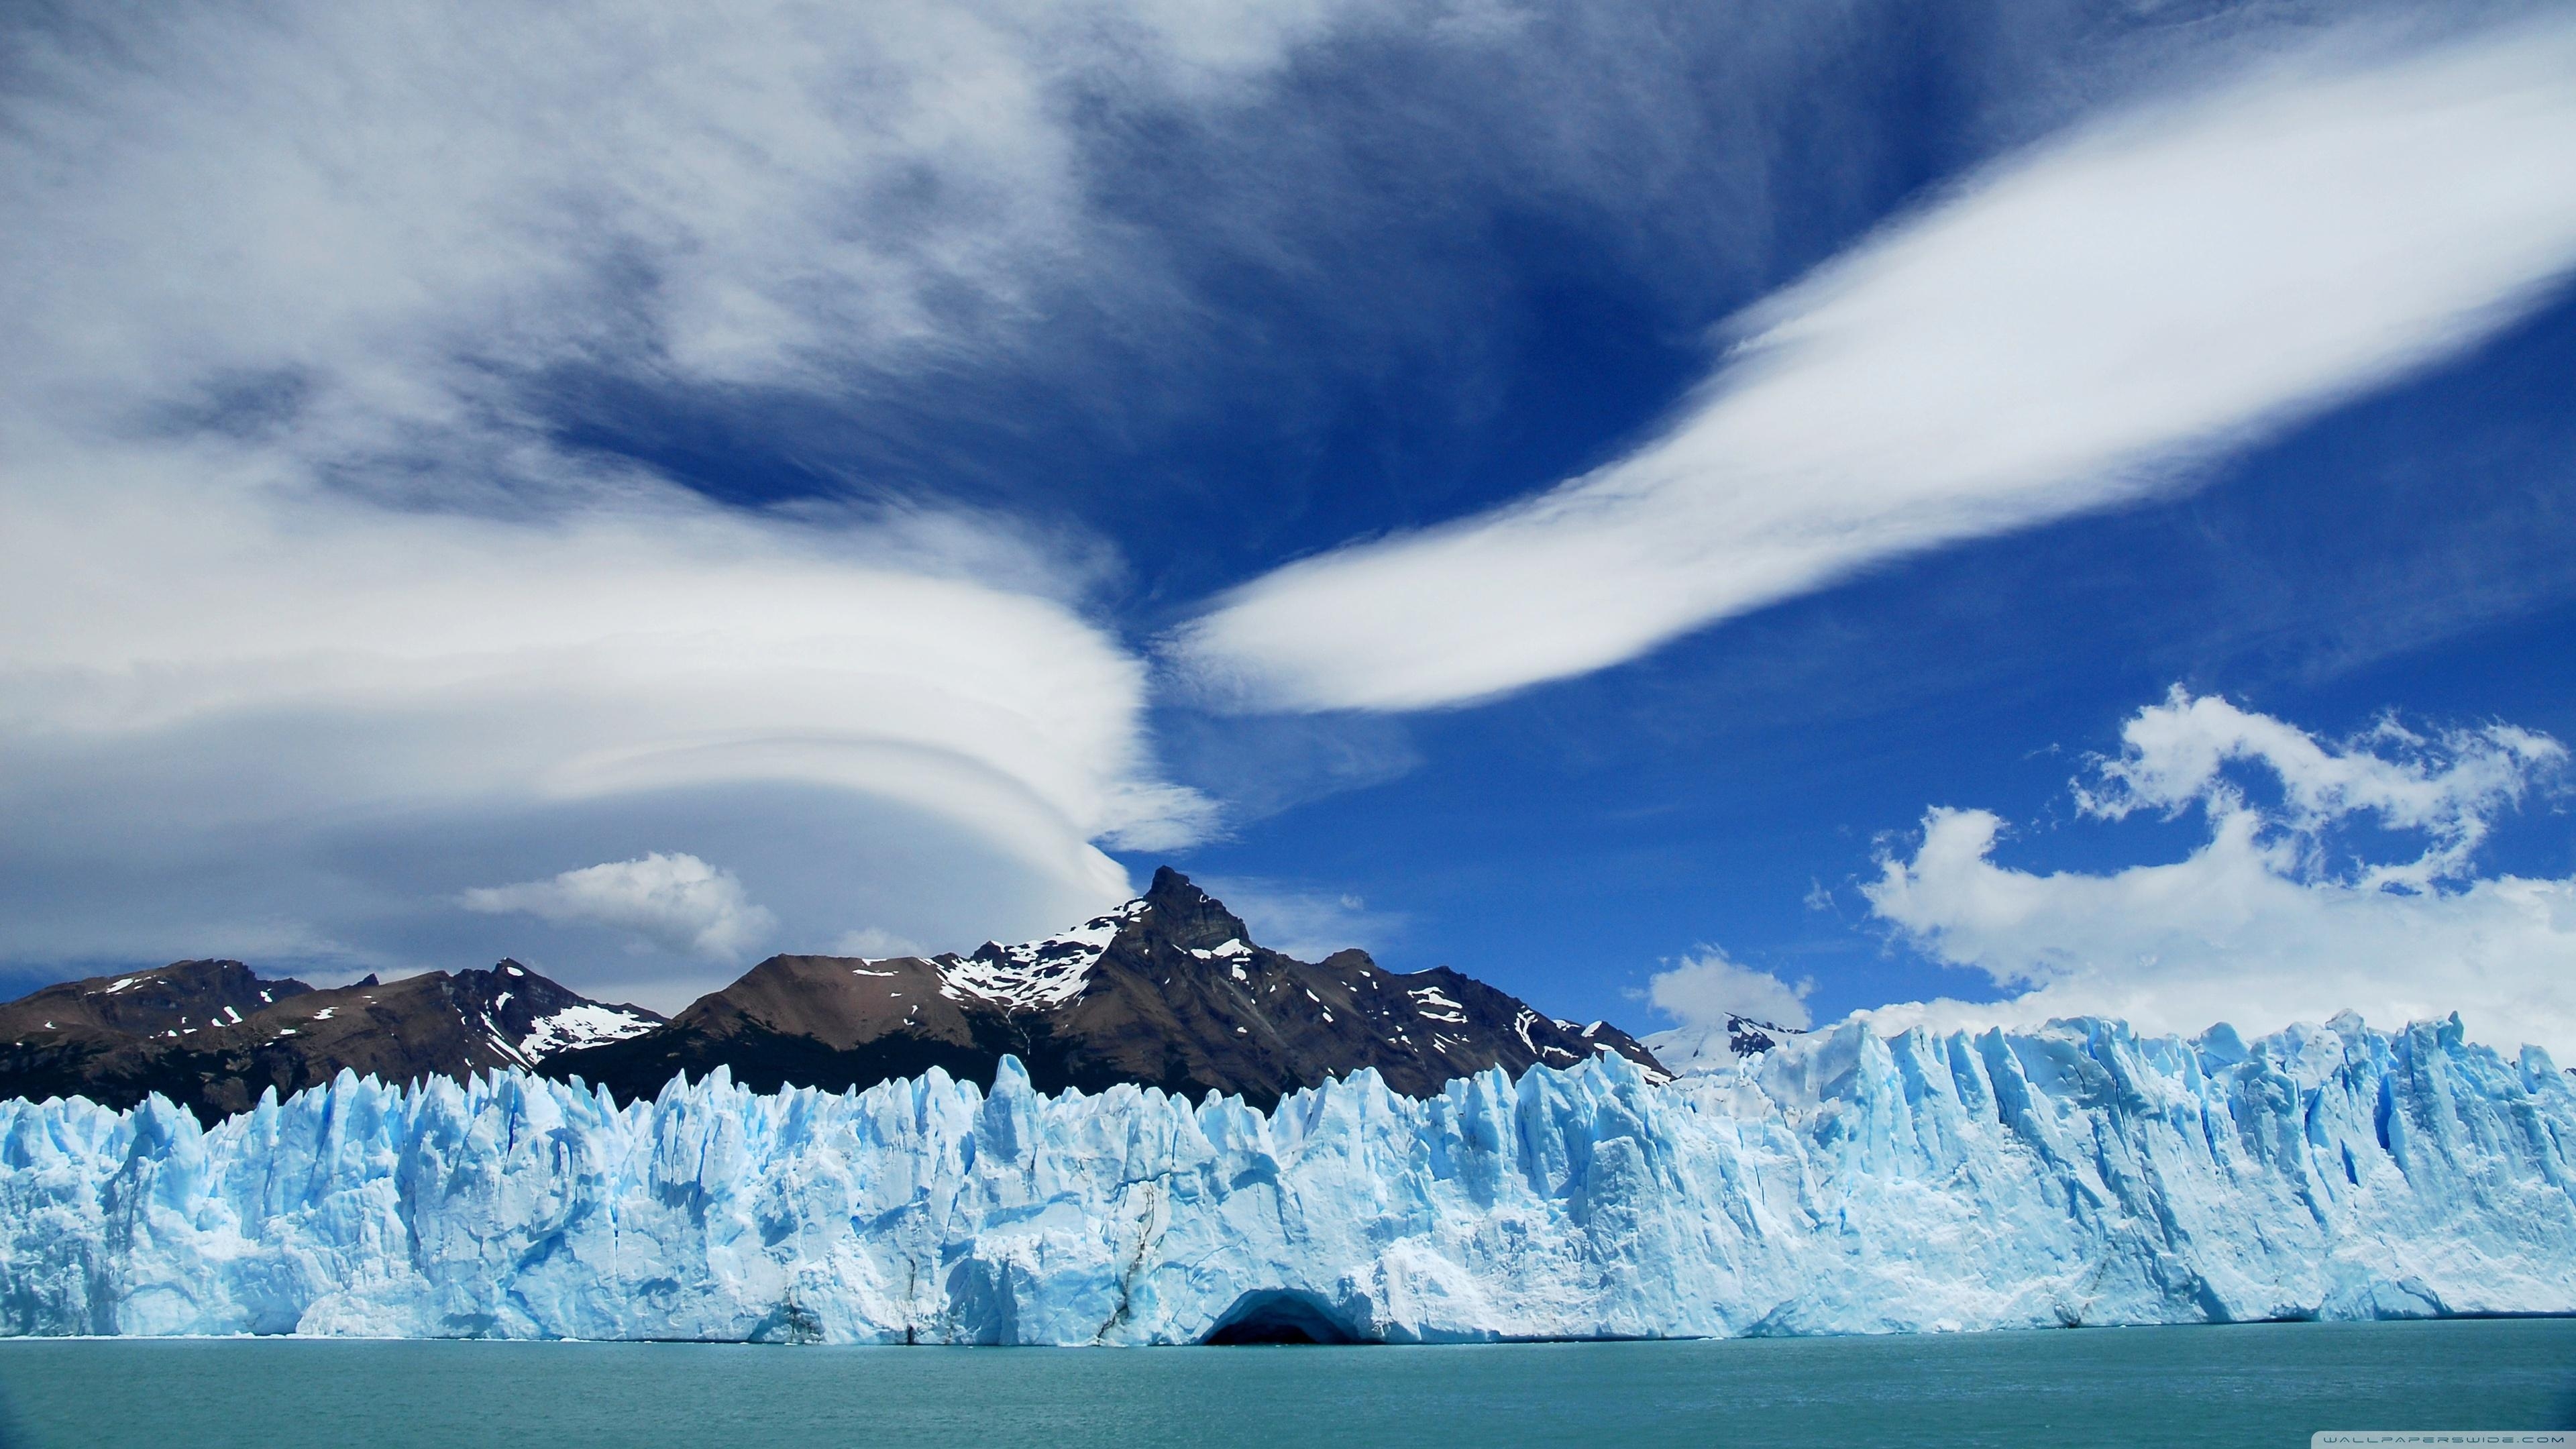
[3,0,2573,1059]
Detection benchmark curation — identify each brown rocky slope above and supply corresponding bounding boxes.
[547,868,1667,1108]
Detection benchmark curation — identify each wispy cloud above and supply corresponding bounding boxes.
[1,0,1362,429]
[1174,18,2576,711]
[1858,691,2576,1057]
[0,454,1212,972]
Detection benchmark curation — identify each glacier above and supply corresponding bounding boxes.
[1,1012,2572,1344]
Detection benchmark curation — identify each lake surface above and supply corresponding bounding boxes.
[1,1318,2569,1448]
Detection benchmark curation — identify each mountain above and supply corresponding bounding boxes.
[0,871,1656,1119]
[0,959,659,1120]
[11,1013,2572,1342]
[0,960,314,1108]
[1643,1013,1811,1074]
[548,867,1668,1108]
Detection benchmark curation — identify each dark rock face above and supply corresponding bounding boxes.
[0,871,1666,1119]
[0,960,659,1121]
[549,868,1669,1110]
[0,959,309,1040]
[0,960,313,1108]
[1729,1016,1795,1057]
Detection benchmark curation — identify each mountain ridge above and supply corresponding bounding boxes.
[0,870,1667,1118]
[0,959,660,1120]
[548,867,1668,1108]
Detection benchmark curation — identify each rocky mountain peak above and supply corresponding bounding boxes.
[1134,867,1254,953]
[943,870,1253,1014]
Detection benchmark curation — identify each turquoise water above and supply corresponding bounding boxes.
[1,1319,2569,1448]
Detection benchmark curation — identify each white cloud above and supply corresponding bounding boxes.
[1638,949,1813,1073]
[0,0,1336,991]
[1647,951,1815,1032]
[2074,688,2562,888]
[1859,691,2576,1057]
[1,0,1362,423]
[1174,17,2576,711]
[463,853,775,961]
[830,926,932,961]
[0,451,1212,977]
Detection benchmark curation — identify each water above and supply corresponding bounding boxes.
[1,1319,2569,1449]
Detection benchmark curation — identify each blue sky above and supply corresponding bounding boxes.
[3,0,2573,1055]
[1155,280,2576,1011]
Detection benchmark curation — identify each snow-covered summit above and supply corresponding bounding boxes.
[938,898,1149,1012]
[1644,1013,1809,1075]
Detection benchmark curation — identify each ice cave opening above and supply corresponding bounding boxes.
[1200,1290,1368,1346]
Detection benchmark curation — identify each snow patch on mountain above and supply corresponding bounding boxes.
[519,1004,660,1063]
[1408,985,1467,1023]
[938,900,1147,1012]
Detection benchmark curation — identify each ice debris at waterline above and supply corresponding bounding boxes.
[3,1013,2572,1344]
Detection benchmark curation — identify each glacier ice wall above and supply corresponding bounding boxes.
[1,1013,2571,1344]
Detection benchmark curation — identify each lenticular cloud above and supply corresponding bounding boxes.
[1176,18,2576,712]
[0,468,1207,983]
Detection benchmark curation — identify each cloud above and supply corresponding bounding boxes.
[830,926,932,961]
[1173,17,2576,711]
[463,853,776,961]
[1,0,1362,424]
[0,0,1332,992]
[1647,951,1813,1030]
[7,0,2567,1012]
[1638,949,1813,1073]
[1858,690,2576,1057]
[0,453,1213,977]
[2072,689,2563,889]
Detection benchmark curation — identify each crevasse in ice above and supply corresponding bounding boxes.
[2,1012,2571,1343]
